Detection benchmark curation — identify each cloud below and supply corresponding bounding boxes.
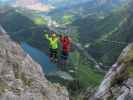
[26,3,52,12]
[15,0,38,6]
[14,0,53,12]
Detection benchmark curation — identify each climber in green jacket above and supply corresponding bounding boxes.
[44,31,59,62]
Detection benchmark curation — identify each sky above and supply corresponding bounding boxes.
[0,0,15,3]
[0,0,46,3]
[0,0,12,2]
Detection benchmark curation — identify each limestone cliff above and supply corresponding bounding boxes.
[92,43,133,100]
[0,26,69,100]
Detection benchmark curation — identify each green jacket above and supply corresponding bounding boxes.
[45,34,59,49]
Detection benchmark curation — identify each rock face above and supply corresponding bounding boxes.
[92,43,133,100]
[0,26,69,100]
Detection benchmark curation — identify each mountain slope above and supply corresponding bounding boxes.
[88,2,132,66]
[48,0,126,25]
[68,2,132,66]
[47,0,126,8]
[0,7,50,52]
[92,43,133,100]
[0,7,104,99]
[0,25,69,100]
[90,2,133,99]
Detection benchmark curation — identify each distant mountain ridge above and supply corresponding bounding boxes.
[47,0,126,8]
[0,0,127,12]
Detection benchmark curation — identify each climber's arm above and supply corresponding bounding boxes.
[45,34,49,39]
[44,32,50,40]
[60,34,64,42]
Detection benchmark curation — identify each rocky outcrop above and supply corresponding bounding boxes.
[0,26,69,100]
[92,43,133,100]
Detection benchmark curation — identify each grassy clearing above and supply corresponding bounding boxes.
[33,17,47,25]
[76,64,104,87]
[63,14,74,24]
[69,51,104,88]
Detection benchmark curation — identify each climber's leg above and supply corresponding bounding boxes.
[49,48,54,62]
[61,51,69,65]
[52,49,58,63]
[63,52,69,64]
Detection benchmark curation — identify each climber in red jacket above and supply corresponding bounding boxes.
[60,34,71,64]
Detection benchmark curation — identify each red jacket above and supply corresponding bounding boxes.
[60,36,71,53]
